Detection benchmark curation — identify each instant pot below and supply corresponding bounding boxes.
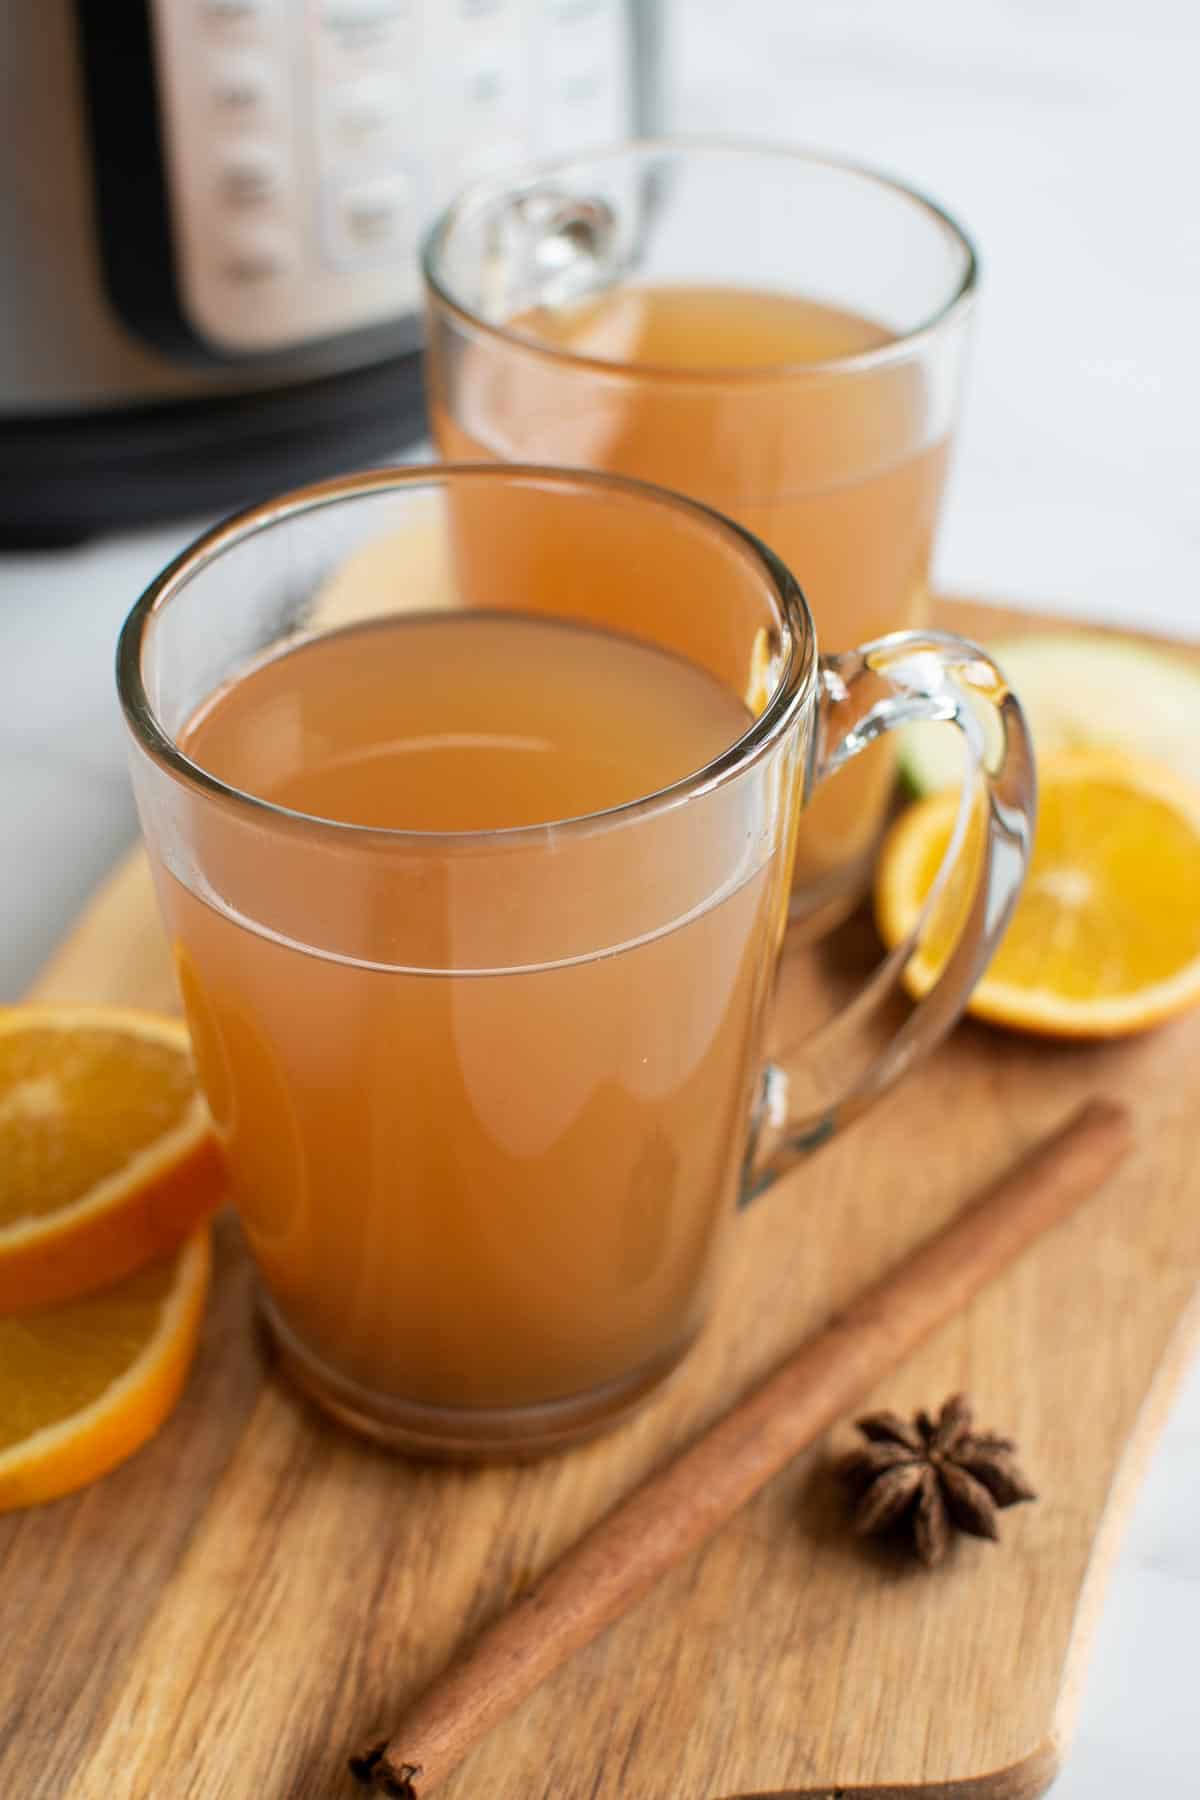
[0,1,660,545]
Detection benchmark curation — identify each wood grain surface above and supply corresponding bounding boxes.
[4,599,1198,1800]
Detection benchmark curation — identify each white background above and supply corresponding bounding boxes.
[0,1,1197,1791]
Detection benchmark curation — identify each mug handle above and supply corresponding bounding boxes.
[744,629,1036,1199]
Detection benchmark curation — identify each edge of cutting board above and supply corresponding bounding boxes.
[723,1293,1200,1800]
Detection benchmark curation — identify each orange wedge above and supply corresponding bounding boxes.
[875,750,1200,1038]
[0,1007,224,1313]
[0,1228,210,1512]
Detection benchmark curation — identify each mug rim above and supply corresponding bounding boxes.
[422,135,980,383]
[116,462,817,849]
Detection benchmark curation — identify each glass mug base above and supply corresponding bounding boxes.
[261,1290,696,1462]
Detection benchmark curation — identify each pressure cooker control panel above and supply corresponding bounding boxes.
[78,0,637,360]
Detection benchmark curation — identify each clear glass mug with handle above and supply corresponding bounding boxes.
[424,139,978,932]
[117,464,1034,1459]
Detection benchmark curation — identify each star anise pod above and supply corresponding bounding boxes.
[839,1393,1037,1567]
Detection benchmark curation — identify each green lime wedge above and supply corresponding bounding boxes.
[899,630,1200,794]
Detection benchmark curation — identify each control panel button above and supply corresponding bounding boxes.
[218,144,286,207]
[461,39,527,129]
[208,51,278,126]
[199,0,282,36]
[321,0,412,20]
[219,226,296,283]
[312,0,416,63]
[326,174,412,262]
[541,0,628,155]
[322,76,413,158]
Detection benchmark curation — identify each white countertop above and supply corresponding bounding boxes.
[2,0,1196,1791]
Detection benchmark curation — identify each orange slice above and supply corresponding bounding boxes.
[875,750,1200,1038]
[0,1227,210,1512]
[0,1007,224,1313]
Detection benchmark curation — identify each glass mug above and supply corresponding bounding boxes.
[117,466,1033,1459]
[424,140,977,930]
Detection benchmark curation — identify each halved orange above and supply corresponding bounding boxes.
[876,750,1200,1038]
[0,1007,225,1313]
[0,1228,210,1512]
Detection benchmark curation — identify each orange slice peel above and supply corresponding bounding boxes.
[0,1227,211,1512]
[0,1006,225,1313]
[876,750,1200,1039]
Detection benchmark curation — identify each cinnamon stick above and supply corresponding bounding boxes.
[351,1097,1132,1797]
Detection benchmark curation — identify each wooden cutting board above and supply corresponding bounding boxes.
[4,598,1198,1800]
